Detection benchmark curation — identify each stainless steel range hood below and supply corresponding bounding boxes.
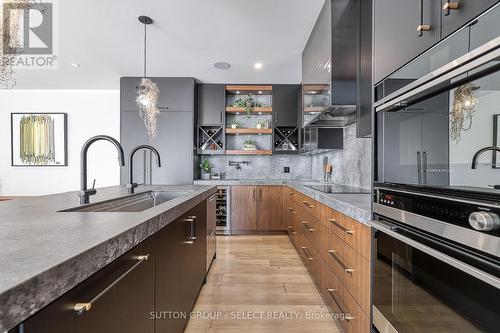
[301,0,359,127]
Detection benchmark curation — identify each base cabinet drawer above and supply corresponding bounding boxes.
[20,238,155,333]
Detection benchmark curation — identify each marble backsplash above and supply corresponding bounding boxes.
[202,123,371,186]
[311,123,371,188]
[203,155,312,180]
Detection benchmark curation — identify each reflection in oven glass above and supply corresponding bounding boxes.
[374,231,499,332]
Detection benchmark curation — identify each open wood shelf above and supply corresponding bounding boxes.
[225,107,272,113]
[226,128,272,135]
[226,85,273,92]
[226,150,273,155]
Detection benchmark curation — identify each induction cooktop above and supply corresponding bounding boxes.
[305,184,371,194]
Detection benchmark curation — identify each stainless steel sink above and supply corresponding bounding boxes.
[62,191,194,212]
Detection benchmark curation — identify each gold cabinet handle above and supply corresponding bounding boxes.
[288,207,296,214]
[417,24,431,32]
[329,218,354,235]
[443,1,459,12]
[74,254,150,315]
[302,200,309,207]
[327,249,353,274]
[326,288,355,321]
[301,246,314,261]
[301,221,315,232]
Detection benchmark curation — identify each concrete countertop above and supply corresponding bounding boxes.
[0,184,216,332]
[193,179,372,224]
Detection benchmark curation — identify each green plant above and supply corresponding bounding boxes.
[233,98,247,107]
[199,159,212,173]
[231,119,239,127]
[243,140,255,145]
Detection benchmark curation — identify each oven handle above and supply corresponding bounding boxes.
[375,38,500,113]
[369,220,500,289]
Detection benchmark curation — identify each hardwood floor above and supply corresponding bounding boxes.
[185,235,343,333]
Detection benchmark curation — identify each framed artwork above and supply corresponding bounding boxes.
[493,114,500,169]
[11,113,68,166]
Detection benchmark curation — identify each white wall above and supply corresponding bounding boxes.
[0,90,120,196]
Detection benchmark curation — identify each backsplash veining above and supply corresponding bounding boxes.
[204,155,312,180]
[202,124,371,186]
[311,124,371,188]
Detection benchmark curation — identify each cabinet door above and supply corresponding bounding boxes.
[441,0,499,38]
[155,217,193,333]
[198,84,225,125]
[21,238,155,333]
[257,186,284,231]
[121,77,195,112]
[230,186,257,231]
[273,85,299,126]
[374,0,441,84]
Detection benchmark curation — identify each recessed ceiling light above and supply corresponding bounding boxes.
[254,62,263,70]
[236,91,240,94]
[71,63,80,67]
[213,61,231,70]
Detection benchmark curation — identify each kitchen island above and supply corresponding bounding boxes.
[0,185,216,332]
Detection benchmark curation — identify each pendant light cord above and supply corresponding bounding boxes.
[143,22,147,78]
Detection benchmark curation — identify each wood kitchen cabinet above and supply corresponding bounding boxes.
[19,238,155,333]
[230,186,284,232]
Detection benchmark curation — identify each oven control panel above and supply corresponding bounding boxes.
[375,188,500,237]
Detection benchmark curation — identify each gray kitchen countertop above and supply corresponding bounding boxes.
[0,184,216,332]
[193,179,372,224]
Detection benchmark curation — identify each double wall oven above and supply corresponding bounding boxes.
[372,4,500,332]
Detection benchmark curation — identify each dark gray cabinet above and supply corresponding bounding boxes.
[14,200,211,333]
[374,0,441,84]
[120,77,196,112]
[272,85,299,126]
[441,0,499,38]
[155,202,206,333]
[198,84,225,126]
[301,128,343,153]
[19,238,155,333]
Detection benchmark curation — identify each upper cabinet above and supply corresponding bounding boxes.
[120,77,196,112]
[374,0,441,84]
[374,0,500,84]
[272,85,299,127]
[197,84,225,126]
[441,0,499,37]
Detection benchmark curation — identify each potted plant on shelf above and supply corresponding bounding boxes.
[256,119,269,129]
[242,140,257,151]
[230,119,239,129]
[200,159,212,180]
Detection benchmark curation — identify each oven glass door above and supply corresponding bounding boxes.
[373,219,500,333]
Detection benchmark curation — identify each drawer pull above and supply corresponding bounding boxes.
[184,218,196,245]
[416,24,431,32]
[289,192,296,197]
[329,218,354,235]
[301,221,316,232]
[326,288,355,321]
[301,246,315,261]
[327,249,354,274]
[288,207,296,214]
[443,1,459,16]
[74,254,150,315]
[302,200,309,207]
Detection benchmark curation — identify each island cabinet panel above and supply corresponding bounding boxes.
[155,202,207,333]
[230,186,285,232]
[19,237,155,333]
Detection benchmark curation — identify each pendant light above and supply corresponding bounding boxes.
[136,15,160,140]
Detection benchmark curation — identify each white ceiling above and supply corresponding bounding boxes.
[12,0,324,89]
